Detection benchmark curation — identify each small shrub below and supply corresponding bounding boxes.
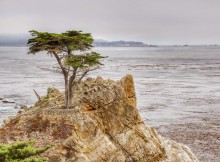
[0,141,51,162]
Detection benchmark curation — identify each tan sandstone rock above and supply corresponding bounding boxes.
[0,74,198,162]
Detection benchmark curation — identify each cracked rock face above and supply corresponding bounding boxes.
[0,74,198,162]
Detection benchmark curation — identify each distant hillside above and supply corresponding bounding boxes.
[0,35,149,47]
[0,34,29,46]
[93,40,148,47]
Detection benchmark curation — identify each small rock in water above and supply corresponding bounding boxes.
[18,110,23,113]
[20,105,28,110]
[0,97,3,100]
[14,105,20,109]
[2,99,15,103]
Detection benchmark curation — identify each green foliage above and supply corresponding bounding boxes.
[27,29,107,82]
[65,52,107,69]
[27,30,93,54]
[0,141,51,162]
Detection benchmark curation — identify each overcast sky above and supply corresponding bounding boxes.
[0,0,220,45]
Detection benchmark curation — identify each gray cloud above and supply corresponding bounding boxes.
[0,0,220,44]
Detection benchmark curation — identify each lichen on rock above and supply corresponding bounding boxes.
[0,74,198,162]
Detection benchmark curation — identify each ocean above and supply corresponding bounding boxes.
[0,46,220,161]
[0,46,220,125]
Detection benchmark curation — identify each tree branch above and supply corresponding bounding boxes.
[33,89,41,101]
[69,67,78,84]
[76,66,100,82]
[53,52,67,75]
[78,69,89,82]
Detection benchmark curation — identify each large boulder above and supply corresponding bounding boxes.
[0,75,198,162]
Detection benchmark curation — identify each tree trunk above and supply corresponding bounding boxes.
[66,70,76,109]
[67,80,73,108]
[65,76,74,109]
[64,76,69,109]
[67,87,72,109]
[53,52,69,108]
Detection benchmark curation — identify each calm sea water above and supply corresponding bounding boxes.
[0,46,220,126]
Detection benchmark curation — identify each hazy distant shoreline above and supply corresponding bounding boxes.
[0,35,148,47]
[1,45,220,48]
[1,35,219,47]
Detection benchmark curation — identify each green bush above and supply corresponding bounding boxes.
[0,141,51,162]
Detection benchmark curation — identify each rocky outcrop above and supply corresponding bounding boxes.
[0,75,198,162]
